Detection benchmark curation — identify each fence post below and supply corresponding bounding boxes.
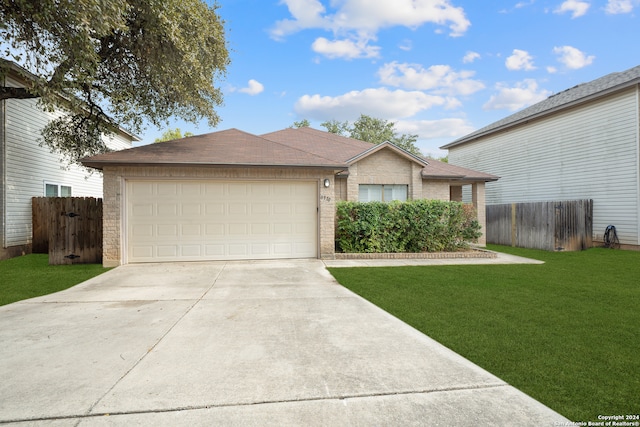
[511,203,517,247]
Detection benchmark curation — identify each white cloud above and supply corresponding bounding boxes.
[515,1,536,8]
[377,62,485,96]
[463,51,481,63]
[294,88,447,121]
[505,49,536,71]
[395,118,475,139]
[605,0,638,13]
[271,0,471,57]
[553,45,595,69]
[270,0,328,40]
[483,79,551,111]
[311,36,380,59]
[554,0,590,18]
[399,39,413,51]
[238,79,264,95]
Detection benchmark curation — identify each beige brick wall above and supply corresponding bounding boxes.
[422,181,451,201]
[335,177,348,201]
[102,166,337,266]
[344,148,422,201]
[472,182,487,246]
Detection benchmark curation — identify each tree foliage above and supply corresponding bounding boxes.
[319,119,350,136]
[290,119,310,128]
[154,128,194,143]
[320,114,422,156]
[0,0,229,164]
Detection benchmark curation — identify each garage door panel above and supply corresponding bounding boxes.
[180,183,202,196]
[127,180,317,262]
[252,203,270,215]
[251,243,270,255]
[157,246,178,257]
[229,223,248,235]
[158,224,178,236]
[132,224,153,237]
[181,245,202,257]
[251,223,270,234]
[273,203,292,215]
[273,223,292,234]
[205,223,225,236]
[206,203,224,215]
[181,203,201,215]
[229,203,247,215]
[158,182,178,195]
[228,183,249,197]
[229,243,248,256]
[205,245,225,256]
[296,222,315,234]
[181,224,201,236]
[273,243,292,255]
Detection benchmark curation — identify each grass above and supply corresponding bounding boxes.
[328,245,640,422]
[0,254,110,306]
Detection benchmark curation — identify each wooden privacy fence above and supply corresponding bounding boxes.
[486,199,593,251]
[32,197,103,264]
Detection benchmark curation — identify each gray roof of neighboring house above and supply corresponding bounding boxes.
[442,64,640,149]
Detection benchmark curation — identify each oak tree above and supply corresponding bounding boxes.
[321,114,422,156]
[0,0,229,164]
[154,128,194,143]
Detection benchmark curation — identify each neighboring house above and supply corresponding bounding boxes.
[0,61,137,260]
[442,64,640,249]
[82,127,497,266]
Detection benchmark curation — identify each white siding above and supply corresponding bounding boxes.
[2,76,133,247]
[449,87,640,246]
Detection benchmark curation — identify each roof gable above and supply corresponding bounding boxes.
[443,64,640,149]
[346,141,429,167]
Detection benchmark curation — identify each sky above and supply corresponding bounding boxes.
[141,0,640,157]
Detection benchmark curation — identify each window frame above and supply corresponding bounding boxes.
[358,184,408,203]
[44,182,73,197]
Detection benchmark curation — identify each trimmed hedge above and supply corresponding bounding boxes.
[335,199,481,253]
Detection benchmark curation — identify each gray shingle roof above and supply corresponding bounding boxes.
[261,127,373,163]
[81,128,347,169]
[82,127,498,181]
[442,64,640,149]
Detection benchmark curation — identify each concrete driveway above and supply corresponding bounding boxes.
[0,260,568,426]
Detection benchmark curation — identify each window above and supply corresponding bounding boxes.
[45,183,72,197]
[359,185,407,202]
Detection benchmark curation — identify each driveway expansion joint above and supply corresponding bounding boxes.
[0,383,511,424]
[81,264,225,419]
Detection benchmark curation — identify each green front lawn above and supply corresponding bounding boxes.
[328,245,640,422]
[0,254,110,306]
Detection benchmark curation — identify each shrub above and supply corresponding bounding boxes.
[335,200,481,253]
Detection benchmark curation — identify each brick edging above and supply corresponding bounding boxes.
[334,250,497,260]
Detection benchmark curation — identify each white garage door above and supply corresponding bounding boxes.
[126,180,318,262]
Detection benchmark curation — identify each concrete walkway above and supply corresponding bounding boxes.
[324,251,545,267]
[0,258,566,426]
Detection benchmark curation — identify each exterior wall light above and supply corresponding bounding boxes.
[323,179,330,188]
